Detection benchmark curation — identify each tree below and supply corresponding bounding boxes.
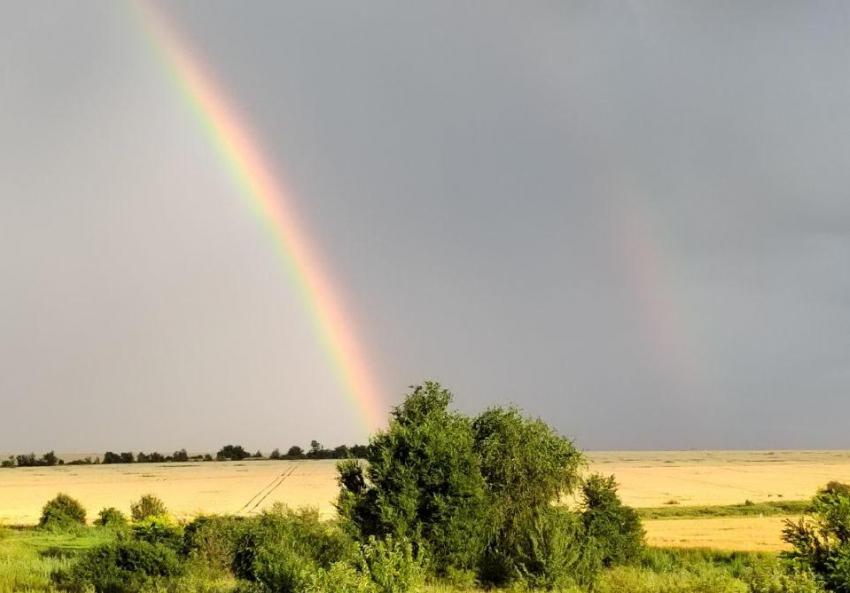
[172,449,189,462]
[40,493,87,529]
[472,406,585,584]
[269,448,281,460]
[216,445,250,462]
[784,481,850,592]
[285,446,305,460]
[337,381,489,573]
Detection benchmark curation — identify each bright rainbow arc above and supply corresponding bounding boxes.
[131,0,385,434]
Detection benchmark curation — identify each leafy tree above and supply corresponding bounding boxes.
[285,446,305,460]
[784,482,850,592]
[270,448,282,460]
[171,449,189,462]
[103,451,134,464]
[337,381,489,574]
[472,406,585,584]
[216,444,250,462]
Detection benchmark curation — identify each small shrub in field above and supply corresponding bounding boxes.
[96,507,128,529]
[130,493,168,522]
[184,514,250,571]
[55,538,183,593]
[303,563,375,593]
[39,493,86,530]
[131,515,184,551]
[359,536,424,593]
[743,559,825,593]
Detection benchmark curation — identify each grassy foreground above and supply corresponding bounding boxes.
[635,500,809,521]
[0,524,785,593]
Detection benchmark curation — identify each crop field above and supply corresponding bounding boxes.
[2,451,848,551]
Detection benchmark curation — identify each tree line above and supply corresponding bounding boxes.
[0,441,368,468]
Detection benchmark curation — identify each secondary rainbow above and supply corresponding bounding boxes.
[130,0,385,433]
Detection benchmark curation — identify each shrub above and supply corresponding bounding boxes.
[39,493,87,530]
[130,494,168,522]
[184,514,250,571]
[582,474,645,566]
[302,562,375,593]
[131,515,184,551]
[55,538,183,593]
[596,565,747,593]
[97,507,128,529]
[743,559,825,593]
[233,505,357,589]
[359,536,425,593]
[337,382,488,574]
[783,481,850,592]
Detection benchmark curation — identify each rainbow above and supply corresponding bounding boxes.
[130,0,385,434]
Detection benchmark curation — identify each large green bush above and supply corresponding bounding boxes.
[233,505,358,592]
[130,494,168,522]
[581,474,645,567]
[55,538,183,593]
[359,536,424,593]
[131,515,184,551]
[184,514,251,571]
[783,481,850,592]
[337,382,489,574]
[39,493,87,530]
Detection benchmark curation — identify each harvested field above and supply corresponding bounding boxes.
[1,450,847,551]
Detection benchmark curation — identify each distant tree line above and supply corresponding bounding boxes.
[0,442,367,468]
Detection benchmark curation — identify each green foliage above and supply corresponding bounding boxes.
[359,536,425,593]
[582,474,645,567]
[337,382,489,574]
[742,559,825,593]
[216,445,250,462]
[55,538,183,592]
[97,507,128,529]
[783,481,850,592]
[232,505,357,589]
[39,493,87,530]
[637,500,810,521]
[130,494,169,522]
[471,406,584,586]
[595,565,747,593]
[131,515,184,551]
[184,515,251,571]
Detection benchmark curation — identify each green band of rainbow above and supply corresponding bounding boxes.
[130,0,385,434]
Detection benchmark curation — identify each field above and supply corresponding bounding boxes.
[3,451,849,551]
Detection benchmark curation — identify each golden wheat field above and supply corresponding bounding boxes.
[2,451,849,551]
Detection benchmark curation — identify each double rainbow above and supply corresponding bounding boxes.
[131,1,385,434]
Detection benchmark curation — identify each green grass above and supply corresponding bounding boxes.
[0,526,112,592]
[635,500,808,521]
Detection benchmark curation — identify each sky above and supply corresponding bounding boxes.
[2,1,850,452]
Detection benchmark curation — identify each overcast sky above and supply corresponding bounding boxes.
[2,1,849,452]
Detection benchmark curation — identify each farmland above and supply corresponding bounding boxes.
[3,450,848,551]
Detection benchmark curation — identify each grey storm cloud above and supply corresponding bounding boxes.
[2,0,850,452]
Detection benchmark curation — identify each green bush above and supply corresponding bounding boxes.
[233,505,357,590]
[130,493,168,522]
[55,538,183,593]
[783,481,850,592]
[184,514,251,571]
[582,474,645,566]
[131,515,184,551]
[359,536,424,593]
[337,382,489,574]
[743,559,825,593]
[97,507,128,529]
[302,562,375,593]
[39,493,87,530]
